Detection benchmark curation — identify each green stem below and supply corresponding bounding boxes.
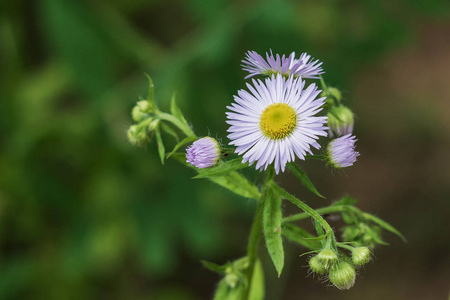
[159,112,196,138]
[245,167,274,300]
[271,183,337,250]
[319,75,329,95]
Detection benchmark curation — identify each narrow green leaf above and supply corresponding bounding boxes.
[155,125,165,164]
[208,171,260,200]
[170,92,188,124]
[201,260,227,274]
[145,73,154,103]
[195,158,248,178]
[263,184,284,277]
[160,122,179,142]
[332,196,357,206]
[314,219,326,247]
[287,162,325,198]
[166,136,197,158]
[281,224,321,250]
[362,213,407,242]
[171,152,260,199]
[364,225,389,245]
[248,260,265,300]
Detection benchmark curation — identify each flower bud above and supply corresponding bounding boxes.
[309,255,328,274]
[148,119,160,132]
[225,273,240,288]
[132,101,152,122]
[328,87,342,102]
[327,105,354,136]
[316,248,338,269]
[186,137,221,169]
[127,125,150,146]
[329,261,356,290]
[326,134,360,169]
[136,100,152,112]
[352,247,371,266]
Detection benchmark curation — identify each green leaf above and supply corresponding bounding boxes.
[263,184,284,277]
[170,93,188,124]
[362,213,407,242]
[332,195,357,206]
[248,259,265,300]
[195,158,248,178]
[208,171,260,200]
[145,73,155,103]
[281,224,321,250]
[160,122,179,143]
[364,225,389,245]
[155,125,165,165]
[314,219,326,247]
[287,162,325,198]
[201,260,227,274]
[166,136,197,158]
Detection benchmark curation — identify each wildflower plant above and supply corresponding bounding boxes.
[127,51,406,298]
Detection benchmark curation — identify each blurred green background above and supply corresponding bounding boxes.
[1,0,449,299]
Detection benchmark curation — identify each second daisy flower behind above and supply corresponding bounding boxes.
[226,74,328,174]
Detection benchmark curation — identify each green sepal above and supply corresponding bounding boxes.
[155,124,165,165]
[332,196,357,206]
[287,162,325,198]
[201,260,227,274]
[248,259,265,300]
[160,122,179,143]
[166,136,197,158]
[262,184,284,277]
[362,212,407,242]
[170,92,188,125]
[194,158,248,178]
[281,224,321,250]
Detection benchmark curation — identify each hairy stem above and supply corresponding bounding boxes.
[245,167,274,299]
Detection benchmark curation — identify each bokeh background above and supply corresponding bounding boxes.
[1,0,449,299]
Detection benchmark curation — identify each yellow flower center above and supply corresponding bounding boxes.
[259,103,297,140]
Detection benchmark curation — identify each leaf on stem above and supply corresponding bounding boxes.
[194,158,249,178]
[155,125,165,164]
[281,224,321,250]
[363,213,407,242]
[263,184,284,277]
[166,136,197,158]
[201,260,227,274]
[170,93,188,124]
[332,195,357,206]
[287,162,325,198]
[160,122,179,142]
[248,259,265,300]
[208,171,261,200]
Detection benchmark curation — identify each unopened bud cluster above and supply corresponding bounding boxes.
[309,246,371,290]
[127,100,155,146]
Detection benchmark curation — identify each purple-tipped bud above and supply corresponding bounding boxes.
[327,134,360,168]
[186,137,221,169]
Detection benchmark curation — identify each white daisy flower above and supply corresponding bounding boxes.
[226,74,328,174]
[242,50,324,79]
